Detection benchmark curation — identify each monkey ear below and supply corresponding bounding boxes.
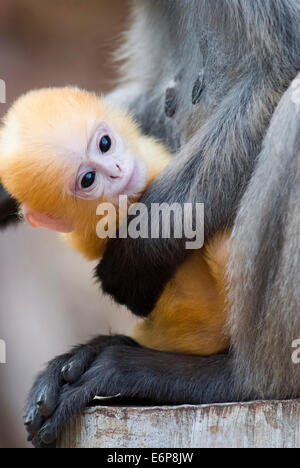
[22,205,74,233]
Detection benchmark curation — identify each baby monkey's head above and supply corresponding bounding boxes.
[0,87,151,236]
[0,87,170,259]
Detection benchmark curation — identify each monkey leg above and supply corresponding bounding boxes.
[24,335,232,448]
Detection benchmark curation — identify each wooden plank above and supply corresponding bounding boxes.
[58,400,300,448]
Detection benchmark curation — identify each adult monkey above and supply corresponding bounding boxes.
[24,0,300,446]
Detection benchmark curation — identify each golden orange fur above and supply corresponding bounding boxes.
[0,87,230,356]
[135,231,231,355]
[0,87,170,260]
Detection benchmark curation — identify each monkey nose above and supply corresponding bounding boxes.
[110,164,122,179]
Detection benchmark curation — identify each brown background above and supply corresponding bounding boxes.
[0,0,135,448]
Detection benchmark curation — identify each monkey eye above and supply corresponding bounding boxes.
[99,135,111,153]
[80,171,96,189]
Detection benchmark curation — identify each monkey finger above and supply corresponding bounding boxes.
[25,336,136,446]
[61,347,98,384]
[24,382,60,437]
[37,350,123,445]
[61,335,122,384]
[38,385,96,446]
[61,360,85,384]
[24,408,44,437]
[36,384,61,417]
[24,352,73,434]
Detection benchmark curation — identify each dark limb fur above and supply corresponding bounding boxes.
[24,335,233,447]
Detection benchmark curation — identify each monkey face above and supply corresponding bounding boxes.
[71,120,147,203]
[0,87,148,234]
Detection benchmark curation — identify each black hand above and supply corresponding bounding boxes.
[24,335,136,447]
[24,335,233,448]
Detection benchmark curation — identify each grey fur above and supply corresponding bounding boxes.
[108,0,300,234]
[106,0,300,398]
[229,78,300,400]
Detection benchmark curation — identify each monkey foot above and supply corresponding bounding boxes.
[23,335,139,448]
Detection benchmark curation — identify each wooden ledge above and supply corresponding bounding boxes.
[58,399,300,448]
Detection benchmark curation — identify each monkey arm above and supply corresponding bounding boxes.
[97,0,300,316]
[97,80,272,317]
[24,335,235,448]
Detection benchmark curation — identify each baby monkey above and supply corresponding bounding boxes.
[0,87,230,355]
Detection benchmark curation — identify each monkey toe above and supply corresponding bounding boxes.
[36,385,59,417]
[24,353,74,440]
[60,352,106,385]
[34,349,125,446]
[24,408,44,438]
[60,335,127,384]
[60,347,98,384]
[37,384,93,447]
[62,360,86,384]
[25,336,138,446]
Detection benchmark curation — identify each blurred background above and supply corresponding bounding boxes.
[0,0,136,448]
